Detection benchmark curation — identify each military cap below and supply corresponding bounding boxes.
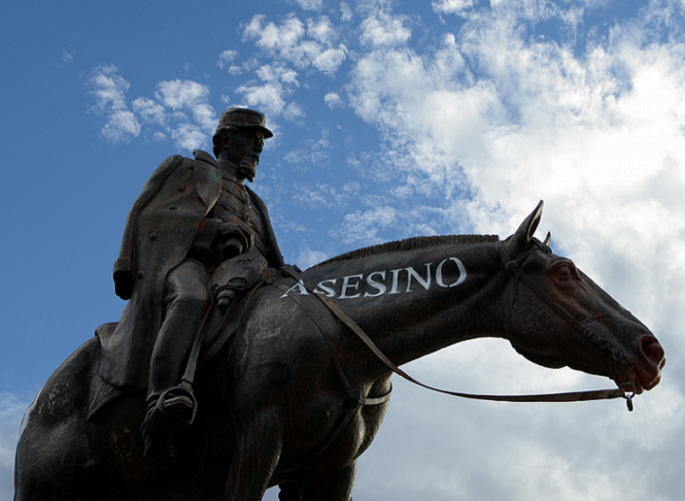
[215,107,273,138]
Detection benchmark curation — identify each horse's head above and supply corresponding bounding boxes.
[501,202,665,394]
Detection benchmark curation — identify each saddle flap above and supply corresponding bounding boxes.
[94,321,119,344]
[211,250,268,295]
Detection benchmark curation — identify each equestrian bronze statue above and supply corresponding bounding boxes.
[14,110,665,501]
[103,108,285,456]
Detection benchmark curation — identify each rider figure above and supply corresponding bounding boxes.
[99,108,285,454]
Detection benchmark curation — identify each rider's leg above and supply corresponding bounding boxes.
[143,260,211,452]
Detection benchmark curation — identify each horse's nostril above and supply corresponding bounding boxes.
[640,335,665,366]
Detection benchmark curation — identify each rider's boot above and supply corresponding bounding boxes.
[141,386,197,456]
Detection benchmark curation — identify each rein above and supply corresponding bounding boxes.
[281,241,635,411]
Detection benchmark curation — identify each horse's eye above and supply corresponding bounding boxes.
[557,266,571,278]
[554,262,577,280]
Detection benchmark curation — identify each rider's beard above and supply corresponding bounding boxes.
[239,154,259,182]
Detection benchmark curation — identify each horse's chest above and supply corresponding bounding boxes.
[297,399,389,471]
[354,401,390,454]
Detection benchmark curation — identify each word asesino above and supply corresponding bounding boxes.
[280,257,467,300]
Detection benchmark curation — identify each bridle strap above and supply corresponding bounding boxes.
[281,257,632,409]
[496,243,592,337]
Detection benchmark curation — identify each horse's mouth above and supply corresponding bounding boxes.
[627,365,664,395]
[617,335,665,395]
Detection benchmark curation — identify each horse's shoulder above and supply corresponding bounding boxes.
[243,282,332,326]
[229,284,334,360]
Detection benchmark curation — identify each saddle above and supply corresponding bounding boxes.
[89,251,272,420]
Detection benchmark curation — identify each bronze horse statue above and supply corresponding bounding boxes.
[14,203,665,501]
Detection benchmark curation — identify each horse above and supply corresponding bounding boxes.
[14,202,665,501]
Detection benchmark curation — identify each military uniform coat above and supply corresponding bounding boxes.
[99,150,285,389]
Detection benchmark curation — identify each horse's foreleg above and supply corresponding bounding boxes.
[223,412,283,501]
[299,462,356,501]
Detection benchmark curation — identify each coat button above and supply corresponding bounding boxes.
[178,185,186,191]
[136,271,145,278]
[149,233,158,240]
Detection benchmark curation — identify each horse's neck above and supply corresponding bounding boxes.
[297,239,508,371]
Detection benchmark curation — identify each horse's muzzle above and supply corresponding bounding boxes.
[630,334,665,393]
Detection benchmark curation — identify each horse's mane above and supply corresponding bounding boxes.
[314,234,500,268]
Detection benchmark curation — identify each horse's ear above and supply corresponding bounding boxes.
[542,231,552,248]
[507,201,544,253]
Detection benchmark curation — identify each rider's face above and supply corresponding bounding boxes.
[222,129,265,182]
[226,129,264,163]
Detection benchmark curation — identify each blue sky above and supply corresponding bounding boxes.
[2,1,685,500]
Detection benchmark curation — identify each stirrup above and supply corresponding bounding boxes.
[141,387,197,456]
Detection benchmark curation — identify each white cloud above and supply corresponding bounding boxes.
[243,14,347,75]
[244,14,310,66]
[88,65,141,142]
[346,38,499,205]
[324,92,343,108]
[432,0,476,14]
[255,64,300,86]
[87,68,218,151]
[101,110,139,142]
[236,64,307,119]
[235,13,350,127]
[237,82,288,116]
[217,49,239,69]
[346,2,685,257]
[155,80,207,109]
[313,44,348,74]
[293,0,322,11]
[131,96,167,125]
[340,2,353,22]
[155,79,216,132]
[283,101,305,119]
[333,205,398,244]
[307,16,337,45]
[170,123,207,151]
[359,12,412,47]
